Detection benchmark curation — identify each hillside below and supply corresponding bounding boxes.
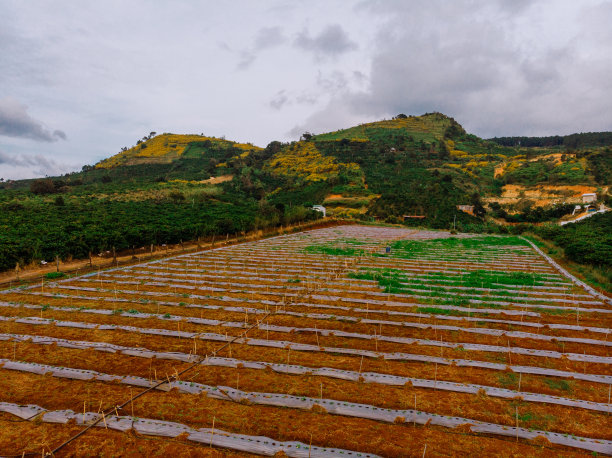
[95,133,261,168]
[0,112,610,282]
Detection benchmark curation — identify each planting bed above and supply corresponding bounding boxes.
[0,225,610,456]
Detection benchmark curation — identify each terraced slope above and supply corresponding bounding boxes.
[0,225,610,456]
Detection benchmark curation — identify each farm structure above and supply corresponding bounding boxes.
[0,225,611,456]
[582,193,597,203]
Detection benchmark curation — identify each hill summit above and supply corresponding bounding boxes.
[96,133,261,168]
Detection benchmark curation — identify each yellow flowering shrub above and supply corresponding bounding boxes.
[266,142,360,182]
[96,134,261,168]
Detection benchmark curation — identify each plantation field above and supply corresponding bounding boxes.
[0,225,610,456]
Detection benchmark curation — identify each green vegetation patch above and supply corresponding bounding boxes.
[543,378,574,393]
[304,244,366,256]
[389,236,530,259]
[44,272,66,280]
[349,267,549,294]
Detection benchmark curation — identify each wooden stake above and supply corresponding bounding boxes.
[309,433,313,458]
[414,394,417,427]
[422,444,427,458]
[434,363,438,389]
[209,416,215,447]
[515,406,518,442]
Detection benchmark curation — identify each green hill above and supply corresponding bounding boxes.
[0,112,610,278]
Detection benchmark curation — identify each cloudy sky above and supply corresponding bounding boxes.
[1,0,611,179]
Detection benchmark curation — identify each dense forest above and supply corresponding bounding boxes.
[489,132,612,148]
[535,212,612,268]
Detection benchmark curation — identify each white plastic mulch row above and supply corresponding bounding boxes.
[2,300,609,349]
[37,284,543,317]
[47,283,612,315]
[4,310,612,364]
[121,267,585,299]
[180,250,551,270]
[2,355,609,413]
[1,332,610,385]
[122,267,589,300]
[91,270,594,306]
[7,291,610,338]
[0,370,609,454]
[0,401,373,457]
[149,259,568,286]
[167,255,559,276]
[77,274,602,308]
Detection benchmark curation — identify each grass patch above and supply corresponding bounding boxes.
[543,378,574,393]
[305,244,366,256]
[390,235,530,257]
[497,372,518,388]
[416,307,468,316]
[44,272,66,280]
[534,307,571,316]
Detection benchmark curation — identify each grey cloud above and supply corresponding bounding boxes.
[236,27,286,70]
[316,71,348,92]
[0,97,66,142]
[53,129,67,140]
[294,24,357,58]
[269,90,289,110]
[295,93,318,105]
[254,27,285,50]
[297,0,612,139]
[236,51,256,70]
[0,150,68,177]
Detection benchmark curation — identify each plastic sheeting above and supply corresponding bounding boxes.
[1,357,610,413]
[0,402,377,457]
[7,293,609,337]
[2,331,610,385]
[4,311,610,364]
[0,397,610,455]
[2,299,609,348]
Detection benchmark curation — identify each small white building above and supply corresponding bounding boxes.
[582,193,597,203]
[312,205,326,217]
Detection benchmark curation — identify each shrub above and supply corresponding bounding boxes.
[30,179,56,195]
[44,272,65,279]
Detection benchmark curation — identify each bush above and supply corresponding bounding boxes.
[44,271,65,279]
[30,179,56,195]
[169,190,186,202]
